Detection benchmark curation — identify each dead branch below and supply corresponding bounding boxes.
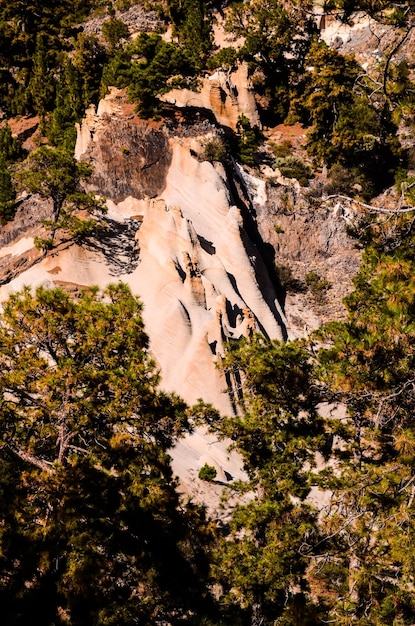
[322,194,415,214]
[383,22,415,100]
[5,442,54,474]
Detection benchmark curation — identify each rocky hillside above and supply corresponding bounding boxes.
[3,3,415,624]
[0,81,360,415]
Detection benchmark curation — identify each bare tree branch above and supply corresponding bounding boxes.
[322,194,415,214]
[5,443,54,474]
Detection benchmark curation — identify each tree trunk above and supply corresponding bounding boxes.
[251,598,265,626]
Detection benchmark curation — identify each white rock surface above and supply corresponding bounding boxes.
[1,90,289,500]
[4,92,285,417]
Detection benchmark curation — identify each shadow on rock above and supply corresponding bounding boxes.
[85,218,141,276]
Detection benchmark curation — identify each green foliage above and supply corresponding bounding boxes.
[312,219,415,622]
[269,139,293,158]
[236,114,262,166]
[206,46,238,71]
[15,146,106,247]
[102,16,130,52]
[101,32,197,117]
[28,32,56,129]
[295,41,359,153]
[208,214,415,621]
[0,284,215,625]
[395,168,415,205]
[0,156,16,224]
[198,463,217,482]
[305,271,330,294]
[202,137,228,164]
[213,337,325,624]
[0,0,100,116]
[167,0,214,69]
[388,58,415,105]
[71,33,108,111]
[323,163,366,197]
[274,156,312,186]
[48,62,81,151]
[0,123,24,223]
[295,40,399,196]
[224,0,316,124]
[0,123,24,164]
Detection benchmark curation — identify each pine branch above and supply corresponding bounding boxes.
[5,442,54,474]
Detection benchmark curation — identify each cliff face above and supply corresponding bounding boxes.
[160,62,261,131]
[1,84,360,412]
[2,90,286,414]
[75,91,288,413]
[77,107,172,203]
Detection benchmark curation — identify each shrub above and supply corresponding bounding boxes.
[305,271,330,294]
[198,463,217,482]
[202,137,228,163]
[323,164,358,196]
[236,114,262,166]
[269,139,292,158]
[102,17,130,51]
[274,156,312,186]
[207,47,238,71]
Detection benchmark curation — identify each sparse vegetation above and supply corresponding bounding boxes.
[202,137,228,163]
[236,114,262,166]
[274,156,312,186]
[305,270,330,294]
[198,463,217,482]
[269,139,292,158]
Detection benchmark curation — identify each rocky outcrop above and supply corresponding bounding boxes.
[160,62,261,131]
[86,119,171,203]
[3,90,284,414]
[238,169,362,335]
[76,95,171,203]
[317,10,415,76]
[82,4,162,38]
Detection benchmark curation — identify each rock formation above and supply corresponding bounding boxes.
[160,62,261,130]
[2,89,285,415]
[0,80,362,504]
[1,78,362,414]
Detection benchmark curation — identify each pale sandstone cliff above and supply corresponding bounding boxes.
[2,90,285,417]
[1,84,361,409]
[0,90,363,509]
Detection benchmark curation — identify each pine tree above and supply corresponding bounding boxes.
[0,122,22,224]
[167,0,213,69]
[0,284,215,625]
[28,32,56,130]
[313,220,415,623]
[0,156,16,223]
[48,61,83,151]
[102,16,130,53]
[213,337,325,625]
[0,122,23,163]
[14,146,106,248]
